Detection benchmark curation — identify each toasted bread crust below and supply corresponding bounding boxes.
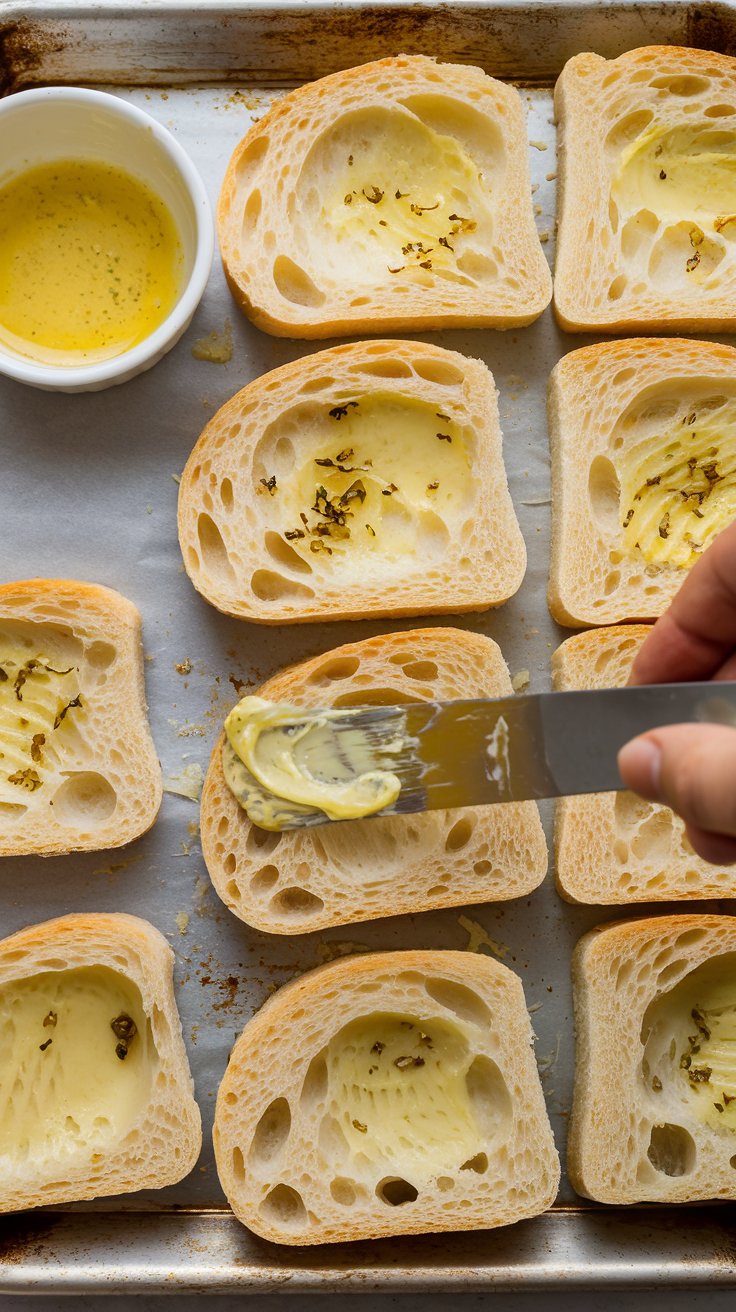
[218,55,551,337]
[215,948,559,1243]
[200,627,548,933]
[548,337,736,626]
[178,340,525,624]
[554,46,736,332]
[569,913,736,1203]
[553,625,736,903]
[0,912,201,1211]
[0,579,161,855]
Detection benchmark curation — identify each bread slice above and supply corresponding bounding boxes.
[200,627,547,934]
[553,625,736,903]
[214,949,559,1244]
[217,55,551,338]
[178,340,526,624]
[0,579,162,855]
[554,46,736,332]
[570,913,736,1203]
[548,337,736,626]
[0,912,201,1211]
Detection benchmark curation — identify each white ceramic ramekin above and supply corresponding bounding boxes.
[0,87,214,392]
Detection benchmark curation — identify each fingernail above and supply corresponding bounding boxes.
[617,737,662,801]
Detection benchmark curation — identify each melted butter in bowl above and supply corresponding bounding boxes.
[0,87,212,392]
[0,160,184,366]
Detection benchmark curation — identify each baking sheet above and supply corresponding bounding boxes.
[0,0,735,1291]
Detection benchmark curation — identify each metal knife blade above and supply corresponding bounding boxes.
[270,682,736,829]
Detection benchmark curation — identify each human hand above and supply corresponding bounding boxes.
[617,518,736,865]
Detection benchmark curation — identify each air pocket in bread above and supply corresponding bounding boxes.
[200,628,548,934]
[178,341,526,624]
[570,914,736,1203]
[218,55,551,337]
[0,580,161,855]
[0,912,201,1211]
[214,950,559,1243]
[554,46,736,332]
[553,626,736,903]
[548,338,736,626]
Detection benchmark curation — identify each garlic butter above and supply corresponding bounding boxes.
[618,398,736,568]
[223,695,403,830]
[303,109,493,287]
[0,966,153,1169]
[258,392,473,577]
[0,159,183,365]
[324,1013,488,1184]
[614,124,736,230]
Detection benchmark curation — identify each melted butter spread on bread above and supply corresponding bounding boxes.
[0,643,83,807]
[259,393,473,574]
[612,124,736,282]
[302,108,492,286]
[618,399,736,567]
[323,1012,492,1184]
[0,966,154,1167]
[682,999,736,1132]
[223,695,402,829]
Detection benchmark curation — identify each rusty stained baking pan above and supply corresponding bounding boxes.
[1,0,736,1293]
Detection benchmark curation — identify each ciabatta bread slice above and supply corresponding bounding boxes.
[570,914,736,1203]
[0,580,161,855]
[553,626,736,903]
[215,949,559,1244]
[218,55,551,337]
[555,46,736,332]
[178,340,525,624]
[0,912,201,1211]
[548,338,736,626]
[200,628,547,934]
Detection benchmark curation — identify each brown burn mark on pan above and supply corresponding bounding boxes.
[0,1213,56,1264]
[687,3,736,56]
[0,20,68,97]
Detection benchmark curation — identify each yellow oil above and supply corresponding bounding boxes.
[0,158,183,365]
[618,399,736,567]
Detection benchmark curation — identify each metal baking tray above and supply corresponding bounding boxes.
[1,0,736,1292]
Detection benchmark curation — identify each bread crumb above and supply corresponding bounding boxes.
[538,1035,561,1075]
[192,320,233,364]
[539,231,550,244]
[529,140,548,151]
[163,763,204,801]
[172,473,181,485]
[175,911,189,935]
[512,669,530,693]
[175,659,193,675]
[531,182,539,194]
[91,854,143,877]
[546,171,557,181]
[145,504,153,514]
[534,204,542,216]
[458,914,509,959]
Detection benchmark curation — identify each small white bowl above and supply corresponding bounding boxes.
[0,87,214,392]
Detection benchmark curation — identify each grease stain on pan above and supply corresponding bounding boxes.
[0,21,69,97]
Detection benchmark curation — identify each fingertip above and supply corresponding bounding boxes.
[617,735,662,801]
[684,823,736,867]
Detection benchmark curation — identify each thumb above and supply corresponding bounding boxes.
[617,724,736,865]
